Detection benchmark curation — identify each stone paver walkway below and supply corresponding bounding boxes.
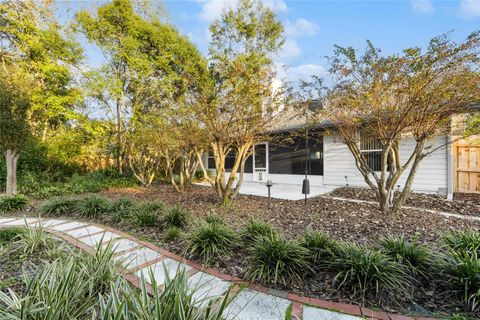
[0,216,435,320]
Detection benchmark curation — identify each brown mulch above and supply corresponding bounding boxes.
[329,187,480,218]
[101,184,480,245]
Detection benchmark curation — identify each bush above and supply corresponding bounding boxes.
[0,227,24,246]
[164,206,189,229]
[204,212,225,226]
[164,226,181,242]
[443,230,480,253]
[299,231,339,266]
[246,232,310,285]
[109,197,136,222]
[75,196,110,219]
[0,195,29,212]
[15,222,55,255]
[329,243,412,305]
[241,218,278,245]
[438,244,480,312]
[184,222,236,264]
[38,197,78,216]
[138,201,165,216]
[379,235,431,275]
[131,208,159,227]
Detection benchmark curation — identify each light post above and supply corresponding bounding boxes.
[302,99,323,213]
[266,180,273,210]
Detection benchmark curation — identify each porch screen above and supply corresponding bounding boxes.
[207,151,253,173]
[269,133,323,175]
[359,131,388,171]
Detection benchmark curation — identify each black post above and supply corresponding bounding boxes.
[302,108,310,214]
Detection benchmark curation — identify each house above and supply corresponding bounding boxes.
[204,114,479,199]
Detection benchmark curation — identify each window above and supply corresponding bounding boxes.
[359,131,387,172]
[269,132,323,176]
[207,150,253,173]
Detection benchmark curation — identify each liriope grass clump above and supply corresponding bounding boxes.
[184,222,236,264]
[75,196,110,219]
[109,197,136,222]
[241,218,278,245]
[137,201,165,216]
[204,212,226,226]
[379,235,431,276]
[328,243,412,305]
[164,206,189,229]
[443,230,480,253]
[38,197,78,216]
[299,231,339,267]
[0,195,29,213]
[246,232,310,285]
[164,226,182,242]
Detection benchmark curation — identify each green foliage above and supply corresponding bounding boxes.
[0,194,29,212]
[164,226,181,242]
[109,197,136,222]
[246,232,310,285]
[164,206,189,229]
[444,230,480,253]
[241,218,278,245]
[131,207,159,227]
[38,197,78,216]
[14,223,54,255]
[379,235,431,275]
[0,227,24,246]
[329,243,412,305]
[185,222,236,264]
[138,200,165,216]
[299,231,339,266]
[204,212,226,226]
[75,196,110,218]
[98,264,229,319]
[438,244,480,312]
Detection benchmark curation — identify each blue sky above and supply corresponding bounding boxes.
[69,0,479,83]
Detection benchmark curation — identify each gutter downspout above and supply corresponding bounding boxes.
[446,134,454,201]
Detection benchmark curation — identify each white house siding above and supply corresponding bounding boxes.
[323,133,448,194]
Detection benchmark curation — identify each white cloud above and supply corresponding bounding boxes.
[410,0,434,14]
[286,64,326,82]
[285,19,319,37]
[276,39,302,61]
[460,0,480,18]
[196,0,287,23]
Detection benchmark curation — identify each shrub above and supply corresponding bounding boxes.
[443,230,480,253]
[164,206,189,229]
[379,235,431,275]
[184,222,236,264]
[0,227,24,246]
[109,197,136,222]
[329,243,412,305]
[205,212,225,226]
[241,218,278,245]
[138,201,165,216]
[131,208,159,227]
[15,222,54,255]
[438,244,480,312]
[164,226,181,242]
[246,232,310,285]
[299,231,339,266]
[75,196,110,219]
[38,197,78,216]
[0,195,29,212]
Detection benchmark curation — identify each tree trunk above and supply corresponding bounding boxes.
[5,149,20,195]
[116,97,123,175]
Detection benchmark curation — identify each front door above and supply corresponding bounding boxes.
[253,143,268,181]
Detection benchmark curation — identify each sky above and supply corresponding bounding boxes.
[67,0,479,83]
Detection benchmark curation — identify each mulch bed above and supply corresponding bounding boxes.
[100,184,480,245]
[329,187,480,217]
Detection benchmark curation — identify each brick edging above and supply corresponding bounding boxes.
[0,217,439,320]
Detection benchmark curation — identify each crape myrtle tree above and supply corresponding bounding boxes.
[320,32,480,214]
[0,66,31,195]
[195,0,287,207]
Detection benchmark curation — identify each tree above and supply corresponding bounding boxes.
[0,66,32,194]
[195,0,286,206]
[321,32,480,214]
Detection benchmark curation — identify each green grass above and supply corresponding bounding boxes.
[131,207,159,227]
[241,218,278,245]
[443,230,480,253]
[109,197,136,222]
[164,226,182,242]
[204,212,226,226]
[379,235,431,275]
[184,222,236,264]
[38,197,78,216]
[0,227,24,246]
[75,196,110,219]
[0,195,29,212]
[246,232,310,285]
[299,231,339,266]
[164,206,189,229]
